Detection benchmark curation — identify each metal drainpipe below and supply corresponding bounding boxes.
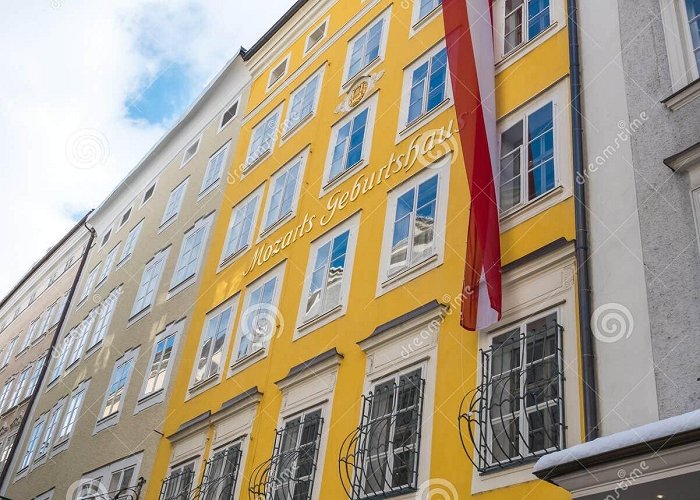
[0,220,96,491]
[567,0,599,441]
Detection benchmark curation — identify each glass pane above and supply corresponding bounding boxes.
[491,416,520,462]
[408,62,428,123]
[330,123,351,179]
[527,0,550,39]
[426,49,447,112]
[528,406,559,452]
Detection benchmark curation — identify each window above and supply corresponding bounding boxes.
[234,264,284,362]
[37,400,64,460]
[0,433,15,464]
[160,461,196,500]
[684,0,700,73]
[219,100,239,131]
[67,315,94,367]
[37,304,55,339]
[416,0,442,22]
[299,214,359,330]
[56,384,87,444]
[21,318,40,351]
[171,215,213,290]
[120,207,132,227]
[246,107,282,166]
[356,369,424,498]
[201,142,230,194]
[0,380,13,413]
[28,355,46,394]
[9,367,31,408]
[346,14,387,81]
[90,289,119,348]
[161,179,189,226]
[261,153,305,233]
[404,46,449,125]
[503,0,551,54]
[35,489,55,500]
[106,464,138,496]
[78,265,99,303]
[2,337,17,367]
[388,175,438,276]
[97,244,120,284]
[267,57,289,89]
[478,312,563,469]
[285,69,323,133]
[49,335,72,383]
[131,249,169,318]
[199,443,242,500]
[221,187,263,262]
[499,101,555,213]
[182,137,201,166]
[193,297,237,386]
[305,20,328,54]
[119,220,144,264]
[99,351,136,423]
[325,94,377,186]
[267,409,323,500]
[101,228,112,248]
[19,415,45,471]
[142,182,156,205]
[143,332,175,397]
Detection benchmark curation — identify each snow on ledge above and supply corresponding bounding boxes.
[533,409,700,473]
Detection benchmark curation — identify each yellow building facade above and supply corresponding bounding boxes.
[148,0,581,499]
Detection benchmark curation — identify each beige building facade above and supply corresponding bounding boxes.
[0,217,92,486]
[1,56,251,500]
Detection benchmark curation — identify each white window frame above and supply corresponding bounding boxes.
[119,206,132,228]
[283,66,325,139]
[181,136,201,167]
[411,0,443,30]
[245,105,283,169]
[34,489,54,500]
[130,247,170,321]
[65,314,94,370]
[321,92,379,194]
[27,354,46,395]
[0,379,13,413]
[169,214,214,295]
[136,320,184,413]
[88,287,121,350]
[18,412,47,473]
[230,262,286,374]
[220,185,264,267]
[660,0,700,91]
[9,366,31,408]
[342,8,391,86]
[95,347,139,433]
[397,41,452,137]
[35,398,66,466]
[492,0,564,67]
[267,55,290,91]
[78,265,99,304]
[52,380,89,455]
[304,18,329,55]
[48,333,73,385]
[200,142,231,196]
[97,243,120,286]
[296,212,360,338]
[100,226,113,249]
[118,219,144,266]
[376,157,451,297]
[1,337,16,367]
[161,178,189,229]
[259,149,308,237]
[189,295,239,396]
[219,99,240,132]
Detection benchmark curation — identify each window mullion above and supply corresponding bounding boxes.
[518,328,528,457]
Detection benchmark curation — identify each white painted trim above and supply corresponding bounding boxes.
[218,98,241,133]
[244,104,284,170]
[266,54,291,92]
[160,177,190,230]
[341,7,392,88]
[659,0,700,91]
[304,17,330,56]
[219,184,265,270]
[168,213,215,295]
[181,134,202,168]
[93,347,140,434]
[281,64,326,143]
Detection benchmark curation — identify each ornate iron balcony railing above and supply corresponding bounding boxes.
[80,477,146,500]
[249,413,323,500]
[339,374,425,499]
[458,319,565,473]
[159,468,195,500]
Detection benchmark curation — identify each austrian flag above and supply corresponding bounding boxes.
[442,0,503,330]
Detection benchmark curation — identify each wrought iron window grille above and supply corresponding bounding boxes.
[458,317,565,473]
[339,372,425,499]
[159,468,195,500]
[249,411,324,500]
[79,477,146,500]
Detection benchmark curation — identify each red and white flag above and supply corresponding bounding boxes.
[442,0,502,330]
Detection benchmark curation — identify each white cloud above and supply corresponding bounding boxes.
[0,0,297,298]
